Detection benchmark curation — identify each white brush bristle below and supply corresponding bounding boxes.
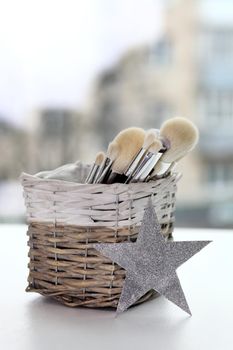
[112,127,145,173]
[107,142,119,161]
[160,117,199,162]
[143,129,159,149]
[95,151,105,166]
[148,139,163,154]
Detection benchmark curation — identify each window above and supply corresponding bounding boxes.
[39,110,74,138]
[96,99,119,147]
[207,162,233,187]
[199,28,233,64]
[148,37,172,65]
[198,90,233,127]
[145,101,172,128]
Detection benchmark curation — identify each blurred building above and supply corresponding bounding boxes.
[86,0,233,227]
[0,109,83,222]
[0,119,29,180]
[28,108,82,172]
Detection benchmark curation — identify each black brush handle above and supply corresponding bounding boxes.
[106,172,127,184]
[99,167,112,184]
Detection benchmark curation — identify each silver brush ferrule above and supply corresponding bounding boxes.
[93,157,109,183]
[124,148,146,177]
[96,158,113,183]
[156,161,172,176]
[86,164,99,184]
[137,152,163,181]
[85,164,96,183]
[131,151,155,181]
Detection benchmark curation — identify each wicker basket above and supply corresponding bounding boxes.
[21,163,181,308]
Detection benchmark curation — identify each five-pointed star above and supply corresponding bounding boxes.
[93,199,211,315]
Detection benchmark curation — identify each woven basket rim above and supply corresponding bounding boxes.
[20,171,182,189]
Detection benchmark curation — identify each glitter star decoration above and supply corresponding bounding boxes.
[93,199,211,315]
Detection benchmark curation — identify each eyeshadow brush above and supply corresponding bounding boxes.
[85,151,105,184]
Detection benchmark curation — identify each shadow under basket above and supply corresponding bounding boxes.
[20,163,181,309]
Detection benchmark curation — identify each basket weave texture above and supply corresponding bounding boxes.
[21,163,181,308]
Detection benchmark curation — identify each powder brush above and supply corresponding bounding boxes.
[149,117,199,178]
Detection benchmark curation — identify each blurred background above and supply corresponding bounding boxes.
[0,0,233,228]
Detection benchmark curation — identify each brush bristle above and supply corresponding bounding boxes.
[112,127,145,173]
[95,151,105,166]
[160,117,199,162]
[107,142,119,161]
[148,139,163,154]
[143,129,159,149]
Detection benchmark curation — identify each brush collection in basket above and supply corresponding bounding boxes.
[21,163,181,308]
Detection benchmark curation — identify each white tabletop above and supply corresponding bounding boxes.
[0,225,232,350]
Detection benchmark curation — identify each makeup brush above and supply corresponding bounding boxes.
[85,151,105,184]
[105,127,145,184]
[124,128,160,178]
[129,138,163,182]
[148,156,181,180]
[96,142,119,183]
[149,117,199,178]
[92,155,107,184]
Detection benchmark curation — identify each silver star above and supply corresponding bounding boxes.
[93,199,211,315]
